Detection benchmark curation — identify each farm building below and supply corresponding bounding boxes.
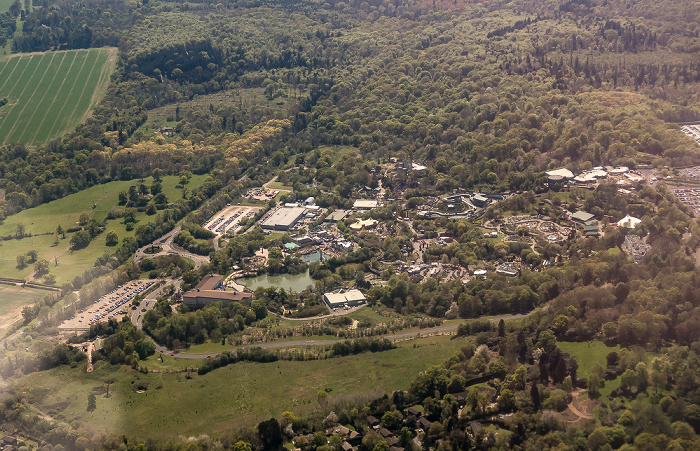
[183,274,253,309]
[261,206,307,230]
[323,290,366,309]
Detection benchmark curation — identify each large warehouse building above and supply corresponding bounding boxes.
[323,290,366,309]
[261,206,307,231]
[183,274,253,309]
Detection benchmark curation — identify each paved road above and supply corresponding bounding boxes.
[134,226,210,269]
[131,280,172,329]
[163,311,533,360]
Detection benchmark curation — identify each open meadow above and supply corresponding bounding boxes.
[0,47,116,145]
[15,335,463,439]
[0,175,206,285]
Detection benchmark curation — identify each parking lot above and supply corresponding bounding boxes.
[58,280,156,332]
[674,188,700,215]
[202,205,263,236]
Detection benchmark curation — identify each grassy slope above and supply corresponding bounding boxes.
[0,175,206,284]
[557,340,620,379]
[0,48,116,145]
[17,336,462,439]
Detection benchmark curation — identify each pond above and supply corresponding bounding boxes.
[236,270,316,292]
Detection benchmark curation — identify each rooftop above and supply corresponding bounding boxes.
[353,199,379,209]
[546,168,574,179]
[571,210,595,222]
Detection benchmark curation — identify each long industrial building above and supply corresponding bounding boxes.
[261,206,307,230]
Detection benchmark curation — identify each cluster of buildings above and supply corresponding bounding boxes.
[623,235,651,263]
[546,166,637,189]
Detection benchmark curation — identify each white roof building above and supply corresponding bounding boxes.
[618,215,642,228]
[546,168,574,179]
[353,199,379,210]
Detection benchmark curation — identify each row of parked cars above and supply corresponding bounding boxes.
[84,280,155,325]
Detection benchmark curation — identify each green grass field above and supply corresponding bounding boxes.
[0,47,117,145]
[557,340,620,379]
[0,0,15,13]
[16,335,463,439]
[0,175,206,284]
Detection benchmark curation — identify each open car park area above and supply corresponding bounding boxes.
[202,205,264,236]
[58,280,156,332]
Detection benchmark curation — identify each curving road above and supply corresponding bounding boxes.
[134,225,210,269]
[161,311,533,360]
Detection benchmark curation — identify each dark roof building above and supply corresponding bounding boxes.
[405,407,421,417]
[571,210,595,224]
[182,274,253,309]
[416,417,432,430]
[367,416,380,427]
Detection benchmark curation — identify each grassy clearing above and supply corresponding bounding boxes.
[0,175,206,284]
[0,0,15,12]
[266,181,294,191]
[315,145,360,164]
[16,335,463,439]
[0,48,117,145]
[557,340,620,379]
[0,285,45,334]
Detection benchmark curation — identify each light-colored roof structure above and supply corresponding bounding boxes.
[323,290,366,307]
[618,215,642,228]
[571,211,595,223]
[546,168,574,179]
[261,206,306,229]
[327,210,350,221]
[353,199,378,209]
[349,218,378,230]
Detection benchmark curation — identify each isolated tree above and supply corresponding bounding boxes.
[16,254,26,269]
[257,418,283,451]
[105,231,119,246]
[15,222,25,238]
[34,259,49,276]
[70,231,91,250]
[26,249,38,262]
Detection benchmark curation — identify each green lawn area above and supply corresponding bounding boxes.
[314,145,360,164]
[0,175,206,285]
[266,181,293,192]
[16,335,462,440]
[0,0,15,13]
[557,340,620,379]
[0,285,46,332]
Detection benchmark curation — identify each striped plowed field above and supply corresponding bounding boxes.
[0,47,117,145]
